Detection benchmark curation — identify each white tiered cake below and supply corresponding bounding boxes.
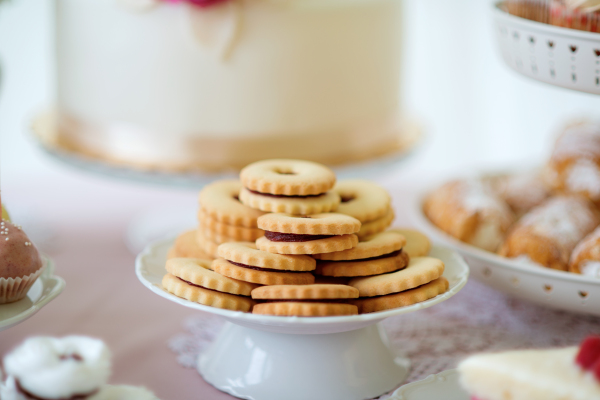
[46,0,407,172]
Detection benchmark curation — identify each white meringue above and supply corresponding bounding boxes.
[3,336,111,399]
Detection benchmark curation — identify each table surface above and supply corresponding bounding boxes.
[1,167,599,400]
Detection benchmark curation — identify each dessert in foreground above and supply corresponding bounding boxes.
[0,335,159,399]
[0,220,45,304]
[458,335,600,400]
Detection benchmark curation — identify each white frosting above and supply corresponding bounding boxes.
[3,336,111,399]
[187,0,242,60]
[581,261,600,278]
[54,0,402,153]
[91,385,159,400]
[459,347,600,400]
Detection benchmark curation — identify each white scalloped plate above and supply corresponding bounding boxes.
[390,370,468,400]
[135,237,469,334]
[0,257,66,331]
[412,185,600,317]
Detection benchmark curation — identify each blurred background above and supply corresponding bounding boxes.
[1,0,600,247]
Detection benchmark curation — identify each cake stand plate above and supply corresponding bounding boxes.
[389,370,467,400]
[0,257,65,331]
[31,114,423,189]
[493,2,600,95]
[136,239,469,400]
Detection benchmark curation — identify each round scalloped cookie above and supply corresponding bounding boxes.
[212,258,315,285]
[218,242,315,271]
[166,258,258,296]
[239,187,341,214]
[388,228,431,257]
[357,208,395,239]
[196,230,222,258]
[349,256,445,297]
[168,230,214,260]
[313,231,405,261]
[199,180,265,228]
[256,234,358,255]
[333,180,391,223]
[240,159,336,195]
[351,277,449,314]
[198,209,264,242]
[251,284,359,300]
[257,213,360,235]
[162,273,255,312]
[253,302,358,317]
[315,251,409,277]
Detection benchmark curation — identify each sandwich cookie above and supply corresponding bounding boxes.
[256,213,360,254]
[313,231,409,277]
[333,180,391,223]
[349,256,445,297]
[199,180,265,228]
[388,228,431,257]
[357,208,395,239]
[167,230,214,260]
[198,208,264,242]
[162,258,256,311]
[351,277,449,314]
[239,159,340,214]
[252,284,359,316]
[213,242,316,285]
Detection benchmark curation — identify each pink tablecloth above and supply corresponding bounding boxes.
[1,169,599,400]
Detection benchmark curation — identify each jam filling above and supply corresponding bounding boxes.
[228,260,306,273]
[261,299,352,304]
[177,277,223,293]
[264,231,334,242]
[247,189,325,199]
[16,380,98,400]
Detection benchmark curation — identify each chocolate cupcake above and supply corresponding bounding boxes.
[0,220,44,304]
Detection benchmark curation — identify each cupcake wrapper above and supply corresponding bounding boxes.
[0,266,45,304]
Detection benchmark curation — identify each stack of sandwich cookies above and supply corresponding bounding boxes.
[252,284,359,316]
[349,257,448,313]
[162,258,256,312]
[239,159,340,214]
[213,242,316,285]
[333,180,395,239]
[196,180,266,258]
[256,213,360,255]
[313,231,409,277]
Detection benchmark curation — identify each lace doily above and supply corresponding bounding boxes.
[168,280,600,398]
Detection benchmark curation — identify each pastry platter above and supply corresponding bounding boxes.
[493,1,600,95]
[136,237,469,400]
[412,183,600,317]
[0,257,66,331]
[389,370,468,400]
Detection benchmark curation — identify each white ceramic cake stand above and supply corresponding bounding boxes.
[136,238,469,400]
[0,257,65,331]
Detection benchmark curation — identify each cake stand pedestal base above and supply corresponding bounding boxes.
[198,322,409,400]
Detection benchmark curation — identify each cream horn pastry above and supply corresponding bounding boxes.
[569,226,600,278]
[499,196,600,271]
[423,179,515,252]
